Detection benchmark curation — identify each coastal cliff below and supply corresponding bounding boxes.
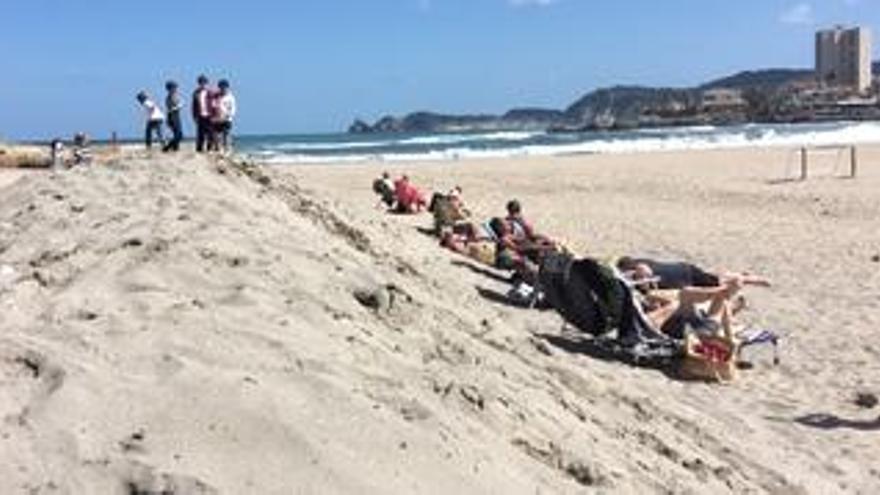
[349,109,564,134]
[349,64,876,134]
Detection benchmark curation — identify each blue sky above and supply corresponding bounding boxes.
[1,0,877,140]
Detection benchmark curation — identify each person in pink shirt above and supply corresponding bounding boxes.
[191,75,212,153]
[393,175,427,214]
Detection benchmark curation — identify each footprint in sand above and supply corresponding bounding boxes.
[0,348,66,425]
[110,459,218,495]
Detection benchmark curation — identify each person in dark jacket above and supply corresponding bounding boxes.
[191,75,212,152]
[163,80,184,152]
[616,257,771,290]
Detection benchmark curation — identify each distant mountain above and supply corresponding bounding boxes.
[348,110,558,134]
[349,63,880,134]
[701,69,814,90]
[563,86,700,123]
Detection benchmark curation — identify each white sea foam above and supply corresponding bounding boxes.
[256,130,540,153]
[249,122,880,164]
[395,131,540,146]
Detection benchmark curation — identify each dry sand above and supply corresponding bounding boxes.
[0,147,878,494]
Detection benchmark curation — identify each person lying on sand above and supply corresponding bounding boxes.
[393,175,427,214]
[440,221,498,267]
[639,276,745,339]
[430,186,470,233]
[372,172,396,209]
[617,256,771,291]
[439,218,532,272]
[505,199,555,247]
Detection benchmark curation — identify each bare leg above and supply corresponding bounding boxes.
[677,280,740,311]
[721,271,771,287]
[646,299,680,330]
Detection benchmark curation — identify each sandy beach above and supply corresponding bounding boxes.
[1,146,878,493]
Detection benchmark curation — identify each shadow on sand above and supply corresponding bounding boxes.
[793,413,880,431]
[415,226,437,238]
[454,260,512,285]
[765,177,804,186]
[538,332,625,363]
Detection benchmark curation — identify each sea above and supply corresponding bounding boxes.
[236,121,880,165]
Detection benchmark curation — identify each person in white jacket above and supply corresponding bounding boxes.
[213,79,237,152]
[136,91,165,149]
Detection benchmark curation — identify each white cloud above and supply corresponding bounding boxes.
[508,0,559,7]
[780,3,814,25]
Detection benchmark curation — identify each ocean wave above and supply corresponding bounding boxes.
[247,122,880,164]
[253,130,541,153]
[396,131,540,146]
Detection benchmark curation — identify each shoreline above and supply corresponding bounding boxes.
[242,120,880,165]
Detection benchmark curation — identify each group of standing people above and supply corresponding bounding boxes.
[136,75,237,153]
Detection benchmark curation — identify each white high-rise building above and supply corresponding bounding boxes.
[815,26,872,92]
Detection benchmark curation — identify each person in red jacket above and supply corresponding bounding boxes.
[393,175,427,213]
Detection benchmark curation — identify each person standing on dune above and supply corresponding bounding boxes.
[136,91,165,149]
[191,75,212,152]
[213,79,237,153]
[163,80,184,152]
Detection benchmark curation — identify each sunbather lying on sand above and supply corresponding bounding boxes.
[372,172,396,209]
[393,175,427,214]
[639,276,747,339]
[505,199,555,247]
[438,218,535,275]
[617,256,770,290]
[430,187,470,233]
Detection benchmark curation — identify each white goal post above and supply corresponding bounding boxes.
[794,144,859,180]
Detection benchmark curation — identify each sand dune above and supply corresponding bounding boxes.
[0,149,878,494]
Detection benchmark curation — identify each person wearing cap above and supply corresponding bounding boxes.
[136,91,165,149]
[163,80,184,152]
[212,79,237,152]
[191,75,212,152]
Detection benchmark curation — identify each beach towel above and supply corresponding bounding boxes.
[737,327,781,365]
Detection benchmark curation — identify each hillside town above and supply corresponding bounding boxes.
[350,25,879,134]
[693,25,877,124]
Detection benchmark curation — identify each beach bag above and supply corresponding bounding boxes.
[467,241,497,266]
[679,333,738,382]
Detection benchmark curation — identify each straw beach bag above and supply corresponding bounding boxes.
[467,241,497,266]
[679,332,738,382]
